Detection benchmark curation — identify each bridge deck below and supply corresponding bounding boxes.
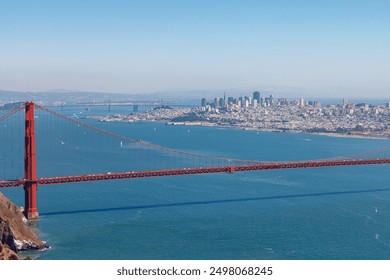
[1,158,390,188]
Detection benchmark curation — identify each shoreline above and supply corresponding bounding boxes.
[163,121,390,140]
[97,117,390,141]
[309,132,389,140]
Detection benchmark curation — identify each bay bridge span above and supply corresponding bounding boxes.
[1,102,390,219]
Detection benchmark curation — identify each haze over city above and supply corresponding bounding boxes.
[1,0,389,98]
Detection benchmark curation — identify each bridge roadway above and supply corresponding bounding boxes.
[1,158,390,188]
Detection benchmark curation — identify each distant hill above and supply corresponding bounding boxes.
[0,90,196,105]
[0,90,138,104]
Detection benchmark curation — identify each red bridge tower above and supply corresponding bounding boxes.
[24,102,39,219]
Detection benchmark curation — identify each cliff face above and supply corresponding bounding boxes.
[0,241,19,260]
[0,192,47,260]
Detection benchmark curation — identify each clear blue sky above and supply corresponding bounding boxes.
[1,0,389,97]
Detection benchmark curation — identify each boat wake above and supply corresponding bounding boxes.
[375,234,390,247]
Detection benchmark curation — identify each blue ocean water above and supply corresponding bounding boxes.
[2,105,390,260]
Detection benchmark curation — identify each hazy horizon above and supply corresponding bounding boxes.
[1,0,389,98]
[1,89,389,106]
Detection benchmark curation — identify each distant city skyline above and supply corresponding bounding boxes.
[1,0,389,97]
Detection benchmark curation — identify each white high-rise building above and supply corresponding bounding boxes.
[253,99,258,107]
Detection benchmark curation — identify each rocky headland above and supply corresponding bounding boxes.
[0,192,47,260]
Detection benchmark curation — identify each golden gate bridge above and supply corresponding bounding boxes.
[1,102,390,220]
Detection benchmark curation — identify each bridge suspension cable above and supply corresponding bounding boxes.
[34,104,266,171]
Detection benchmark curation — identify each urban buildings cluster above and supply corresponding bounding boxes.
[200,91,322,112]
[88,91,390,139]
